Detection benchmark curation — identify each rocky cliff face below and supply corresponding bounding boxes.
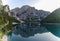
[0,1,20,39]
[0,0,3,13]
[3,5,10,12]
[0,0,10,13]
[10,5,50,21]
[0,0,2,5]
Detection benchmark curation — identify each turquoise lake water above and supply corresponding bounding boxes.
[6,23,60,41]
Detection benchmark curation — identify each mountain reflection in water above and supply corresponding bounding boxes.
[7,23,60,41]
[12,23,48,37]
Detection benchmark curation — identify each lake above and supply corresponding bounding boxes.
[3,23,60,41]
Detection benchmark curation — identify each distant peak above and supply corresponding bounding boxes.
[21,5,31,9]
[22,5,31,8]
[20,5,36,11]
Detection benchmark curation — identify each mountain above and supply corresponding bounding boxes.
[10,5,50,22]
[41,8,60,23]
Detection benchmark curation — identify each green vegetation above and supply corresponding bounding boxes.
[41,8,60,23]
[0,5,20,41]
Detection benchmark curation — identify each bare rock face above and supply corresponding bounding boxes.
[0,0,10,14]
[10,5,50,21]
[0,0,3,13]
[0,0,2,5]
[4,5,10,12]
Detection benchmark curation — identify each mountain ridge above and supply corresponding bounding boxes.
[41,8,60,23]
[10,5,50,22]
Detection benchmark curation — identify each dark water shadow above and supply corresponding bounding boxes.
[41,23,60,38]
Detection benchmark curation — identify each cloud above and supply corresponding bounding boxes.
[2,0,60,12]
[2,0,8,5]
[2,0,39,9]
[31,0,60,12]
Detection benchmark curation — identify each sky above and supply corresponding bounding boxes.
[2,0,60,12]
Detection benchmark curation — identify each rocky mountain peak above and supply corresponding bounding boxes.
[19,5,35,13]
[21,5,31,8]
[10,5,50,21]
[0,0,2,5]
[3,5,10,12]
[0,0,10,13]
